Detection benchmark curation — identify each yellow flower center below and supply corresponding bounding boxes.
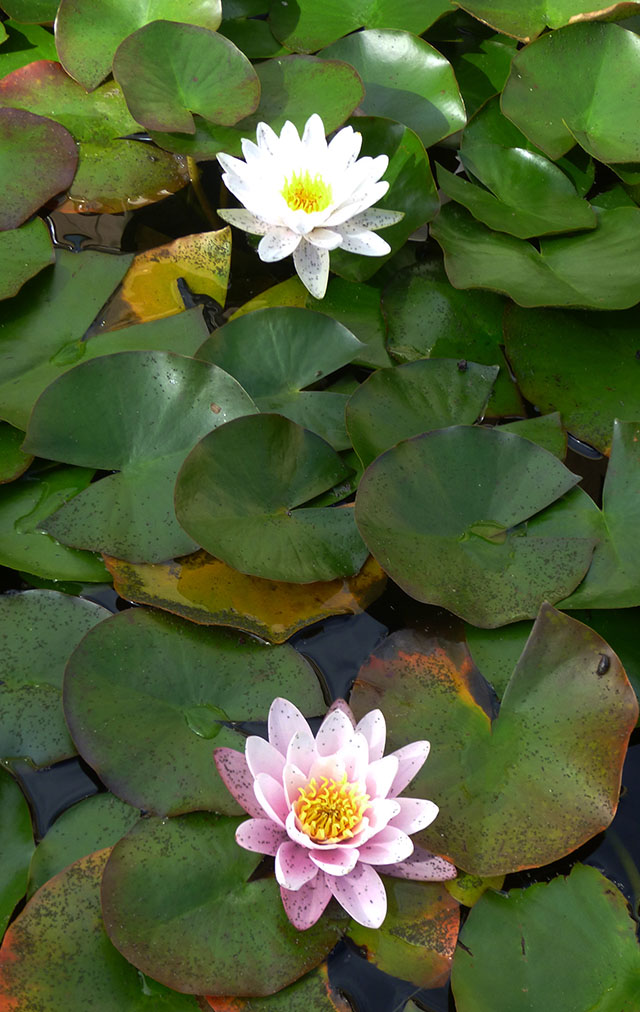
[295,775,369,842]
[281,170,332,214]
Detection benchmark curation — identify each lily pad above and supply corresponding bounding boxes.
[347,879,459,989]
[0,0,58,22]
[196,307,364,450]
[498,413,567,460]
[102,550,386,643]
[113,21,259,134]
[0,20,58,76]
[350,605,639,875]
[321,29,466,150]
[0,217,54,301]
[206,963,352,1010]
[0,769,34,935]
[446,872,504,908]
[218,15,287,59]
[346,359,499,468]
[0,422,32,483]
[23,350,257,562]
[355,425,597,626]
[63,607,324,815]
[56,0,223,91]
[175,413,368,583]
[452,865,640,1011]
[456,0,640,40]
[0,590,110,767]
[448,32,518,118]
[101,813,347,995]
[0,849,202,1010]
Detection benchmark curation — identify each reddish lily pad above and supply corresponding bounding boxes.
[0,217,53,301]
[350,605,639,876]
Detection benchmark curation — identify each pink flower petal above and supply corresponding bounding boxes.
[328,863,387,928]
[253,772,289,826]
[365,797,401,834]
[245,735,285,781]
[308,754,347,785]
[389,797,439,835]
[357,826,414,866]
[388,741,431,797]
[310,846,360,877]
[384,845,457,881]
[275,841,319,890]
[355,709,386,762]
[342,732,369,783]
[316,708,356,756]
[280,872,332,930]
[236,818,287,856]
[326,698,356,727]
[365,755,399,800]
[285,730,318,777]
[213,747,263,818]
[283,762,308,807]
[268,698,312,755]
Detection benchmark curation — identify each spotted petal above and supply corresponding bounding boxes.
[293,240,330,299]
[268,697,313,754]
[236,818,287,856]
[310,846,360,877]
[357,825,414,866]
[258,227,302,262]
[216,207,270,235]
[384,845,458,881]
[327,863,387,928]
[280,871,333,929]
[275,840,319,890]
[213,747,263,818]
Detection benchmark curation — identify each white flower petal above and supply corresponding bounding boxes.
[293,240,329,299]
[327,125,362,172]
[333,227,391,256]
[302,113,327,154]
[351,208,404,230]
[217,207,270,235]
[258,227,302,262]
[305,227,343,250]
[256,121,280,156]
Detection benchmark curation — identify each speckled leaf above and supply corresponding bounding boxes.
[196,307,364,449]
[456,1,640,40]
[0,769,34,935]
[347,879,459,990]
[113,21,259,134]
[23,350,257,562]
[102,550,386,643]
[346,359,498,469]
[102,814,347,995]
[0,60,190,213]
[63,607,324,815]
[205,963,352,1010]
[446,872,504,908]
[175,414,368,583]
[355,425,597,626]
[28,793,140,896]
[0,849,202,1010]
[0,0,58,22]
[0,590,110,767]
[56,0,223,91]
[498,414,566,460]
[452,865,640,1012]
[350,605,639,876]
[321,30,465,150]
[0,422,31,483]
[0,217,53,301]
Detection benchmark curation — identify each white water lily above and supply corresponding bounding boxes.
[217,113,403,299]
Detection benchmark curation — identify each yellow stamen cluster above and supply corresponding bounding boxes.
[281,170,332,214]
[295,774,369,842]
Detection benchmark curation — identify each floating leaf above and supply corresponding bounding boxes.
[452,865,640,1012]
[456,0,640,40]
[0,217,53,301]
[103,550,386,643]
[23,350,257,562]
[0,20,58,76]
[56,0,223,91]
[113,21,259,134]
[0,0,58,22]
[0,769,34,935]
[0,850,202,1010]
[350,605,638,875]
[0,422,32,483]
[446,872,504,908]
[218,15,287,60]
[197,307,364,449]
[498,413,566,460]
[102,814,347,995]
[206,963,352,1011]
[448,32,518,118]
[0,590,109,767]
[346,359,498,469]
[321,30,466,150]
[355,425,597,626]
[176,414,368,583]
[347,879,459,990]
[64,607,324,815]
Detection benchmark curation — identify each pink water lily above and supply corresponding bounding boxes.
[213,698,456,930]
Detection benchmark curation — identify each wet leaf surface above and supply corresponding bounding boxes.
[0,769,34,935]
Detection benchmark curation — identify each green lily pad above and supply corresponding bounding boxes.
[150,54,364,159]
[113,21,259,135]
[383,259,523,417]
[0,0,58,22]
[0,466,110,583]
[452,865,640,1012]
[101,813,347,995]
[23,350,257,562]
[175,413,368,583]
[0,849,202,1010]
[457,0,640,40]
[448,32,518,118]
[431,203,640,309]
[204,962,352,1010]
[0,60,190,213]
[218,15,287,59]
[196,307,364,450]
[56,0,223,91]
[0,422,31,483]
[346,359,499,468]
[504,304,640,453]
[64,607,324,815]
[355,425,597,626]
[0,20,58,76]
[0,217,53,301]
[28,793,140,896]
[0,769,34,935]
[0,590,110,767]
[498,414,567,460]
[347,879,459,990]
[501,22,640,161]
[350,605,639,875]
[321,29,466,150]
[0,107,77,230]
[446,872,504,908]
